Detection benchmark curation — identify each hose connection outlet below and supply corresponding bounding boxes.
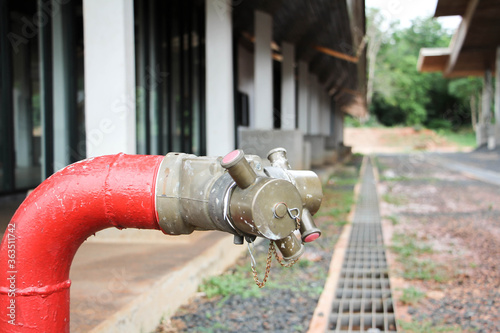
[155,148,323,268]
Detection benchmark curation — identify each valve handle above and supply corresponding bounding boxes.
[300,208,321,242]
[267,147,291,170]
[221,149,257,189]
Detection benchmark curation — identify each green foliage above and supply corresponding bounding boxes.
[367,11,478,130]
[316,189,354,218]
[380,174,411,182]
[199,272,261,300]
[436,128,476,147]
[345,114,384,128]
[400,286,425,305]
[391,232,433,258]
[192,322,229,333]
[334,220,349,227]
[398,320,462,333]
[382,193,407,206]
[401,258,448,282]
[391,233,449,282]
[427,119,453,131]
[373,156,387,173]
[448,77,483,127]
[316,206,352,218]
[385,215,400,225]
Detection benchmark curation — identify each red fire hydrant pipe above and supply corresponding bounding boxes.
[0,153,164,332]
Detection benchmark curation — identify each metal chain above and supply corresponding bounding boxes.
[249,210,302,288]
[250,241,274,288]
[271,242,299,267]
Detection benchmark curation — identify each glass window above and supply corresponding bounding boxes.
[10,1,42,190]
[0,0,85,194]
[134,0,206,155]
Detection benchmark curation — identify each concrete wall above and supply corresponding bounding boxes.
[238,128,304,169]
[281,42,295,130]
[304,135,326,167]
[237,43,255,126]
[298,61,309,134]
[253,11,273,130]
[205,0,235,156]
[495,46,500,145]
[308,75,321,135]
[83,0,136,159]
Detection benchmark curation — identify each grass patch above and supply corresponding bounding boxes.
[192,322,229,332]
[373,156,387,173]
[382,193,407,206]
[391,232,433,258]
[436,128,475,148]
[199,271,261,300]
[391,233,448,282]
[400,286,425,305]
[398,319,462,333]
[328,177,359,186]
[316,206,351,218]
[401,258,449,282]
[316,189,354,218]
[334,220,349,227]
[385,215,400,225]
[380,175,412,182]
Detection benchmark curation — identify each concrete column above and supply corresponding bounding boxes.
[254,10,273,129]
[333,105,344,148]
[84,0,136,157]
[237,43,254,125]
[309,75,321,135]
[281,42,295,130]
[338,111,344,144]
[52,0,72,168]
[12,43,32,167]
[298,61,309,133]
[205,0,235,155]
[495,46,500,143]
[321,90,331,136]
[477,69,492,147]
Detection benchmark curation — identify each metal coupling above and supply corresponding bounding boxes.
[154,148,323,262]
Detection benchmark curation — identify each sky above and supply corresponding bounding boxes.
[365,0,462,32]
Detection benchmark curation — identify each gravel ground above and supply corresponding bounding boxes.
[155,156,362,333]
[160,247,332,333]
[377,153,500,333]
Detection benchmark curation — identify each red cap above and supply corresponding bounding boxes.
[304,232,320,243]
[222,150,242,166]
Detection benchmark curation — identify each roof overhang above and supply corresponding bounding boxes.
[233,0,368,117]
[418,0,500,78]
[417,48,486,77]
[434,0,469,17]
[417,48,450,73]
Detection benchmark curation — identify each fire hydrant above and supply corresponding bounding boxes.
[0,148,322,332]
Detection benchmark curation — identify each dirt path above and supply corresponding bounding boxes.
[345,127,471,154]
[376,154,499,332]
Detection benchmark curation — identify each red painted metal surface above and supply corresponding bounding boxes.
[0,153,164,332]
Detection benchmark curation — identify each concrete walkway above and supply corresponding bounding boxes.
[431,148,500,186]
[70,232,247,333]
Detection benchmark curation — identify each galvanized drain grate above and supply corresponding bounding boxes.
[328,159,397,333]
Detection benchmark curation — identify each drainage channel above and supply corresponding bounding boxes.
[327,158,397,333]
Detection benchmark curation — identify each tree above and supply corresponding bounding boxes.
[448,77,483,130]
[369,16,453,126]
[366,8,393,106]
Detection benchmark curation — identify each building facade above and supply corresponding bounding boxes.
[0,0,366,195]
